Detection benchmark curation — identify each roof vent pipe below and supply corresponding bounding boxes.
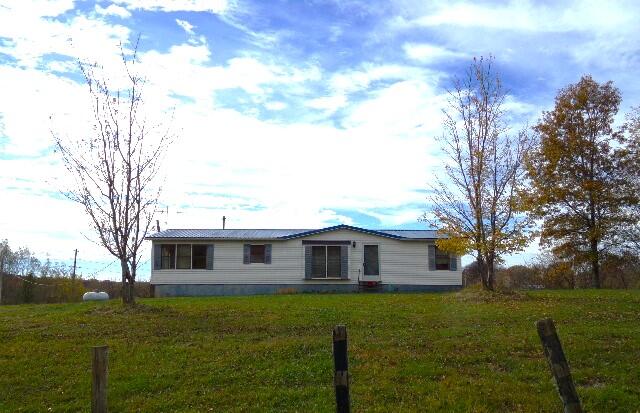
[223,215,226,230]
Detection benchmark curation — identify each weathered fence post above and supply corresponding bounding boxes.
[536,318,582,413]
[92,345,108,413]
[333,325,350,413]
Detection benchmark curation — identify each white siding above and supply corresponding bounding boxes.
[150,229,462,286]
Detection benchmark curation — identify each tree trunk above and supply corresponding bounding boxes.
[485,257,496,291]
[121,260,135,305]
[480,274,488,290]
[476,256,488,290]
[478,256,496,291]
[590,239,601,289]
[123,280,135,305]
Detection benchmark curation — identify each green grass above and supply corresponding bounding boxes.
[1,289,639,412]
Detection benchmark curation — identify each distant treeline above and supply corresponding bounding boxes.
[464,252,640,290]
[0,238,76,278]
[0,272,152,305]
[0,238,152,305]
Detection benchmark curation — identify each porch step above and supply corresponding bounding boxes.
[358,281,383,293]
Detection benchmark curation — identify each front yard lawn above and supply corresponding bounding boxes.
[1,289,639,412]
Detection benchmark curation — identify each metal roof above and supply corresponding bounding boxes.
[147,229,311,240]
[146,224,440,241]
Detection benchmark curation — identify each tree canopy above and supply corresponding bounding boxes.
[524,76,639,288]
[425,57,534,291]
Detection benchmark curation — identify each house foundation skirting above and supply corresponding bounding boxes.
[153,283,461,297]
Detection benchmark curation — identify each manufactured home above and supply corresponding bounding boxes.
[147,224,462,296]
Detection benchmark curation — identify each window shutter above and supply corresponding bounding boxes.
[304,245,312,279]
[428,244,436,271]
[153,244,161,270]
[265,244,272,264]
[243,244,250,264]
[450,255,457,271]
[340,245,349,279]
[206,245,214,270]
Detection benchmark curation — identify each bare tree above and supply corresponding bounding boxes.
[424,56,534,291]
[54,45,173,305]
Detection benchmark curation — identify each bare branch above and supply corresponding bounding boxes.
[53,39,174,304]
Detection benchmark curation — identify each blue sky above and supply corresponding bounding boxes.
[1,0,639,279]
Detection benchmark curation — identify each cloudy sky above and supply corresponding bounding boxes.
[1,0,639,279]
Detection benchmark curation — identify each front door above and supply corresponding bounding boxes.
[363,244,380,280]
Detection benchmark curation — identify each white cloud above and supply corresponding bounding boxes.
[158,105,440,230]
[0,5,131,69]
[410,0,635,33]
[391,0,640,98]
[45,60,77,73]
[264,101,287,111]
[0,0,75,18]
[95,4,132,18]
[403,43,466,62]
[138,42,321,101]
[176,18,195,35]
[329,64,425,94]
[0,65,89,155]
[342,79,445,137]
[114,0,229,14]
[305,95,347,113]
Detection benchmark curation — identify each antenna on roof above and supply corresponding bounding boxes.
[223,215,226,230]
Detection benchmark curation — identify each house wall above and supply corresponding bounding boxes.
[150,229,462,290]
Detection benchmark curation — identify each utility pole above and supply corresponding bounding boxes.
[70,249,79,301]
[0,245,7,305]
[72,249,78,280]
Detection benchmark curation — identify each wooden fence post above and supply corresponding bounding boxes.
[333,325,350,413]
[536,318,582,413]
[92,345,108,413]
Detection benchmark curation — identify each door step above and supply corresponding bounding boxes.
[358,281,383,292]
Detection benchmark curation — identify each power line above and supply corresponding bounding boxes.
[3,272,57,287]
[87,260,119,278]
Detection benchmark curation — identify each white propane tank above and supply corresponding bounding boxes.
[83,291,110,301]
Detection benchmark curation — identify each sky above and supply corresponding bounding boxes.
[0,0,639,280]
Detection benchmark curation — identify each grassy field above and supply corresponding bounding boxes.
[1,289,639,412]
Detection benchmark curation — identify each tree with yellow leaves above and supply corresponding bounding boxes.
[424,57,534,291]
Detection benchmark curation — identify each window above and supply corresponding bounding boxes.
[156,244,213,270]
[312,245,326,277]
[161,244,175,269]
[250,245,266,263]
[311,245,342,278]
[243,244,271,264]
[177,244,191,269]
[327,246,341,277]
[192,245,207,269]
[435,246,450,270]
